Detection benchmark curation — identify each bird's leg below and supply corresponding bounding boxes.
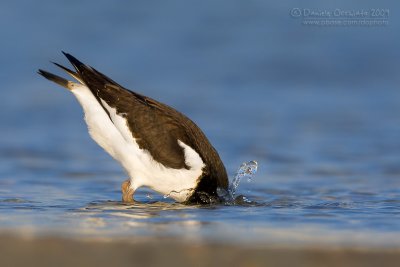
[121,179,135,203]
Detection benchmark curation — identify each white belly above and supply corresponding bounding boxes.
[71,85,204,202]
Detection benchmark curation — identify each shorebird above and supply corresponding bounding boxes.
[38,52,228,204]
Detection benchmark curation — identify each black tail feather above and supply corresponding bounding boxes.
[62,51,86,73]
[38,69,70,89]
[52,61,77,76]
[61,51,120,87]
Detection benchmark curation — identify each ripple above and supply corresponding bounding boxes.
[0,198,37,204]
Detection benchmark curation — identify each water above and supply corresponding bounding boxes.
[0,0,400,248]
[228,160,258,198]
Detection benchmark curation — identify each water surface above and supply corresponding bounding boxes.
[0,0,399,247]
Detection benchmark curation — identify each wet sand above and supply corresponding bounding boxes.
[1,235,399,267]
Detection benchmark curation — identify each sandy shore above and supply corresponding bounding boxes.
[0,235,399,267]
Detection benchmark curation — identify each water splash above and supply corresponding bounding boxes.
[228,160,258,198]
[163,161,258,204]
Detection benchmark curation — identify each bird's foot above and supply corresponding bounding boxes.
[121,179,135,203]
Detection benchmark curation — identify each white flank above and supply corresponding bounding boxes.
[70,84,204,202]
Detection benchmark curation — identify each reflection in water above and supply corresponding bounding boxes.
[0,175,400,246]
[1,135,400,246]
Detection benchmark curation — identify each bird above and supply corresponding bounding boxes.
[38,52,228,204]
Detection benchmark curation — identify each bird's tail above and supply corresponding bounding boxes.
[38,55,84,90]
[37,69,74,90]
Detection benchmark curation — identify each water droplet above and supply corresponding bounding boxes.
[229,160,258,198]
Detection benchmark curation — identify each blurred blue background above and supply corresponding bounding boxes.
[0,0,399,245]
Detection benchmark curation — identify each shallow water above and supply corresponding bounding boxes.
[1,0,400,247]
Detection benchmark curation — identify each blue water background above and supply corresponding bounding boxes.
[0,0,399,246]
